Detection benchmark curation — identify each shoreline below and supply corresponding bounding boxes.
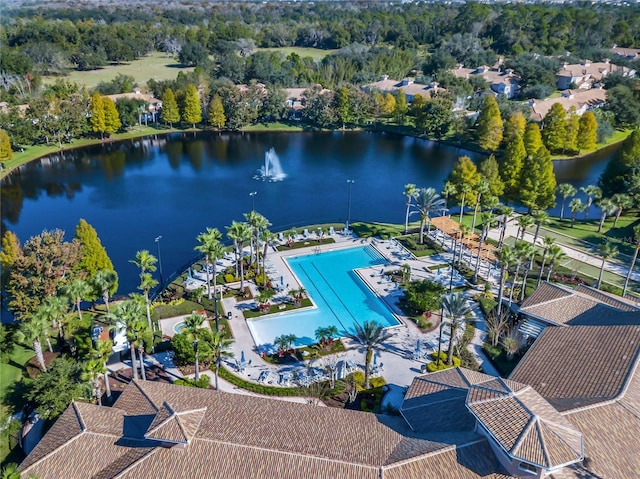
[0,123,628,181]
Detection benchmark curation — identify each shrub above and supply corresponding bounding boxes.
[477,298,497,316]
[174,375,211,388]
[426,351,460,372]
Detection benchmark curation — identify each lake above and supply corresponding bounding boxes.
[0,131,617,296]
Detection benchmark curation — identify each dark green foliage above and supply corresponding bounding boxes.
[23,357,89,420]
[95,74,137,95]
[174,375,211,389]
[75,219,116,292]
[399,279,446,316]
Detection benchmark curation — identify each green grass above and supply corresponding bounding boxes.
[255,47,337,61]
[0,344,34,412]
[242,122,304,132]
[42,51,194,90]
[551,129,632,160]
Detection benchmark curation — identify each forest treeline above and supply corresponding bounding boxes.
[2,1,640,89]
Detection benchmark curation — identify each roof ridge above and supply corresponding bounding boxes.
[511,414,540,462]
[71,401,86,432]
[20,427,86,475]
[380,439,489,470]
[112,446,160,478]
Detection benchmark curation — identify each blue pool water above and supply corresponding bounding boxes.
[247,246,400,348]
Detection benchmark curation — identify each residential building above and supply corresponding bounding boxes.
[364,76,444,102]
[555,59,635,90]
[451,65,521,99]
[528,88,607,122]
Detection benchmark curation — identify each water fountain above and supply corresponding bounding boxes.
[255,147,287,181]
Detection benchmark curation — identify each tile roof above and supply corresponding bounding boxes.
[466,383,583,469]
[519,282,640,326]
[510,325,640,411]
[22,380,512,479]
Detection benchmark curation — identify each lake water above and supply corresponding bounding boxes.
[0,131,617,296]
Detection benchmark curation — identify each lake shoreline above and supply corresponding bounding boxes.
[0,123,627,181]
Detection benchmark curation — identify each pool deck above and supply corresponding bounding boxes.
[117,231,499,409]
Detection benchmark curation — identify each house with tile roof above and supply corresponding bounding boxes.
[451,65,521,99]
[364,76,444,103]
[528,88,607,122]
[555,59,635,91]
[610,46,640,61]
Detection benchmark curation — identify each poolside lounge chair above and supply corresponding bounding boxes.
[257,370,270,384]
[279,371,291,386]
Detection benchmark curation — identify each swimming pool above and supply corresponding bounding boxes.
[246,246,400,348]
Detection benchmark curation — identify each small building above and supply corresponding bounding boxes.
[364,75,444,103]
[451,65,521,99]
[555,59,635,90]
[528,88,607,122]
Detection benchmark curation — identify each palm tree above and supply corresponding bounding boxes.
[516,214,533,240]
[83,357,106,405]
[597,198,616,233]
[458,183,472,223]
[557,183,577,220]
[209,330,233,391]
[195,227,223,300]
[497,205,514,247]
[509,241,534,307]
[107,299,145,380]
[414,187,446,244]
[441,292,471,366]
[274,333,297,355]
[42,295,69,340]
[403,183,419,233]
[545,245,567,282]
[63,279,92,325]
[31,304,55,353]
[530,211,550,257]
[611,193,632,228]
[245,211,270,268]
[471,179,489,232]
[496,245,516,318]
[92,269,118,313]
[502,330,523,361]
[346,321,392,389]
[537,236,556,287]
[261,229,276,287]
[441,181,456,213]
[94,338,113,402]
[457,224,471,266]
[183,313,206,380]
[130,250,158,329]
[138,272,158,329]
[580,185,602,220]
[473,212,495,281]
[569,198,586,227]
[226,220,251,289]
[597,241,618,289]
[623,225,640,296]
[129,315,150,381]
[17,315,50,372]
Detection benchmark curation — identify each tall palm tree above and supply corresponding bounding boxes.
[414,187,446,244]
[458,183,472,223]
[107,299,145,380]
[580,185,602,220]
[597,198,616,233]
[497,205,514,247]
[441,292,472,366]
[471,179,489,232]
[63,279,92,325]
[129,315,150,381]
[441,181,456,214]
[138,272,158,329]
[94,338,113,402]
[623,225,640,296]
[569,198,586,227]
[597,241,618,289]
[473,212,495,281]
[245,211,271,268]
[31,303,55,353]
[403,183,419,233]
[226,221,251,289]
[537,236,556,287]
[457,224,472,267]
[530,211,550,255]
[509,241,534,307]
[516,214,533,240]
[545,245,567,282]
[195,227,223,300]
[92,269,118,313]
[41,295,69,340]
[346,321,392,389]
[261,229,276,287]
[17,315,50,372]
[183,313,205,380]
[611,193,632,228]
[496,245,516,318]
[130,250,158,329]
[557,183,577,220]
[209,330,233,391]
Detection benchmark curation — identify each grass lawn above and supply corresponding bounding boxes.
[538,215,640,258]
[256,47,337,61]
[242,122,304,132]
[42,51,194,90]
[0,344,34,413]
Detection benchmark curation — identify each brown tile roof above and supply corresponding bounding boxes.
[519,282,640,326]
[467,384,583,469]
[509,325,640,411]
[23,380,513,479]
